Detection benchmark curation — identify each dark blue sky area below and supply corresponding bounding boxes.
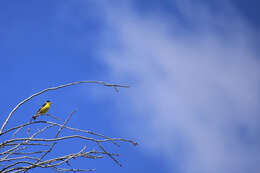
[232,0,260,27]
[132,0,260,28]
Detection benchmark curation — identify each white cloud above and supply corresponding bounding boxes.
[97,1,260,173]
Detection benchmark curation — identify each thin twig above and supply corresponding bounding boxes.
[36,110,77,164]
[43,113,61,121]
[53,167,96,172]
[97,142,122,167]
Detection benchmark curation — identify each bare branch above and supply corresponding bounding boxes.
[42,113,61,121]
[97,142,122,167]
[35,110,77,165]
[0,121,47,137]
[3,143,50,147]
[0,125,54,156]
[0,81,129,134]
[52,167,96,172]
[0,81,136,172]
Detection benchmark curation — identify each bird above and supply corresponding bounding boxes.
[32,100,52,120]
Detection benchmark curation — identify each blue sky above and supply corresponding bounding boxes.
[0,0,260,173]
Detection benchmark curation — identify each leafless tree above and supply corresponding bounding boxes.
[0,81,137,173]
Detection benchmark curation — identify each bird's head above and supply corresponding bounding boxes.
[46,100,51,104]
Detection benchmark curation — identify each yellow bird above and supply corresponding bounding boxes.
[32,100,51,120]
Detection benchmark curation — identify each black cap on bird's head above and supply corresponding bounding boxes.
[46,100,51,103]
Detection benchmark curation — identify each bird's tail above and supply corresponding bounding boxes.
[32,114,38,120]
[30,114,37,123]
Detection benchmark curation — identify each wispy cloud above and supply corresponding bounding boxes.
[97,1,260,173]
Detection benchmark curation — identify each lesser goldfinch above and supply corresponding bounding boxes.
[32,100,51,120]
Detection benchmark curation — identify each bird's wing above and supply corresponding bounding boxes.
[36,102,47,113]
